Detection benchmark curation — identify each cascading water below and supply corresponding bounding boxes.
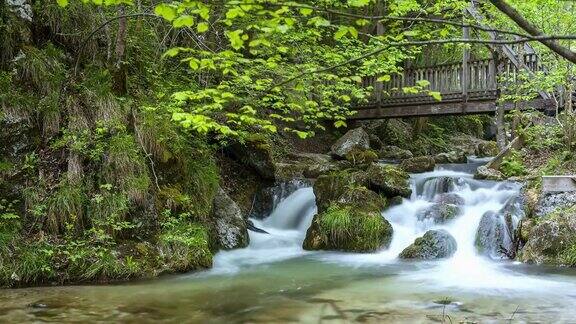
[213,159,566,293]
[212,186,317,273]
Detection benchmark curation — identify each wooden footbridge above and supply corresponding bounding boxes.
[351,2,555,120]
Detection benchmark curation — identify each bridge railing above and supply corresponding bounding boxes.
[364,53,541,107]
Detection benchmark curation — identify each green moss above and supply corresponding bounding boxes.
[46,182,87,234]
[345,148,378,166]
[316,204,392,252]
[158,222,213,271]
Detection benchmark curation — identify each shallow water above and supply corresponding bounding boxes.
[2,165,576,323]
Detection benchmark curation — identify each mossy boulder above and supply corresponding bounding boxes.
[229,135,276,180]
[366,164,411,198]
[418,203,460,224]
[399,230,457,259]
[519,208,576,266]
[345,147,378,166]
[378,145,413,161]
[400,156,435,173]
[313,170,368,213]
[212,188,249,250]
[476,141,499,157]
[330,127,370,159]
[303,204,393,252]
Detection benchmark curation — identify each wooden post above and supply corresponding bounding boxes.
[462,17,470,107]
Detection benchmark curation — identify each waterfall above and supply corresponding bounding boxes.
[212,187,317,273]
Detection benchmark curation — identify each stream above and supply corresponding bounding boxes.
[2,159,576,323]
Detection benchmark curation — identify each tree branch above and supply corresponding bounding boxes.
[489,0,576,64]
[268,37,576,91]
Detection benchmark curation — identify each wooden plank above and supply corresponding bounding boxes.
[352,98,553,119]
[542,176,576,193]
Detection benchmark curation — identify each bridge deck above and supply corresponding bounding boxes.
[351,53,552,119]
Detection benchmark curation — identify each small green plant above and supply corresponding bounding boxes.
[500,150,528,177]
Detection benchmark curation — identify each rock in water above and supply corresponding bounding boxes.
[435,193,465,206]
[212,188,250,250]
[474,165,504,181]
[400,230,457,259]
[417,203,460,224]
[475,211,514,258]
[330,127,370,159]
[400,156,435,173]
[303,186,392,252]
[434,151,466,164]
[365,164,412,198]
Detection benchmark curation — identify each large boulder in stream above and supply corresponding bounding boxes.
[303,186,392,252]
[366,164,412,198]
[399,230,457,259]
[313,170,368,213]
[417,203,461,224]
[400,156,435,173]
[475,211,514,258]
[519,209,576,266]
[475,141,499,157]
[212,188,250,250]
[435,193,465,206]
[330,127,370,159]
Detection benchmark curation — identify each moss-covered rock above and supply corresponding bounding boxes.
[400,156,435,173]
[330,127,370,159]
[345,147,378,166]
[378,145,413,161]
[312,170,368,213]
[302,204,393,252]
[229,135,276,180]
[476,140,499,157]
[399,230,457,259]
[519,207,576,266]
[365,164,411,198]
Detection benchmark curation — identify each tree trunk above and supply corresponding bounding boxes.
[112,5,128,96]
[493,51,507,149]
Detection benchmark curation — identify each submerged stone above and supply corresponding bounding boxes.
[399,230,457,259]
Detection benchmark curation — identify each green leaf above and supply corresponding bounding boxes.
[300,8,313,16]
[334,26,348,40]
[173,15,194,28]
[348,26,358,38]
[334,120,347,128]
[416,79,430,87]
[162,48,180,58]
[226,30,245,50]
[377,75,391,82]
[348,0,370,7]
[350,76,362,83]
[429,91,442,101]
[197,22,209,33]
[154,4,176,22]
[57,0,69,7]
